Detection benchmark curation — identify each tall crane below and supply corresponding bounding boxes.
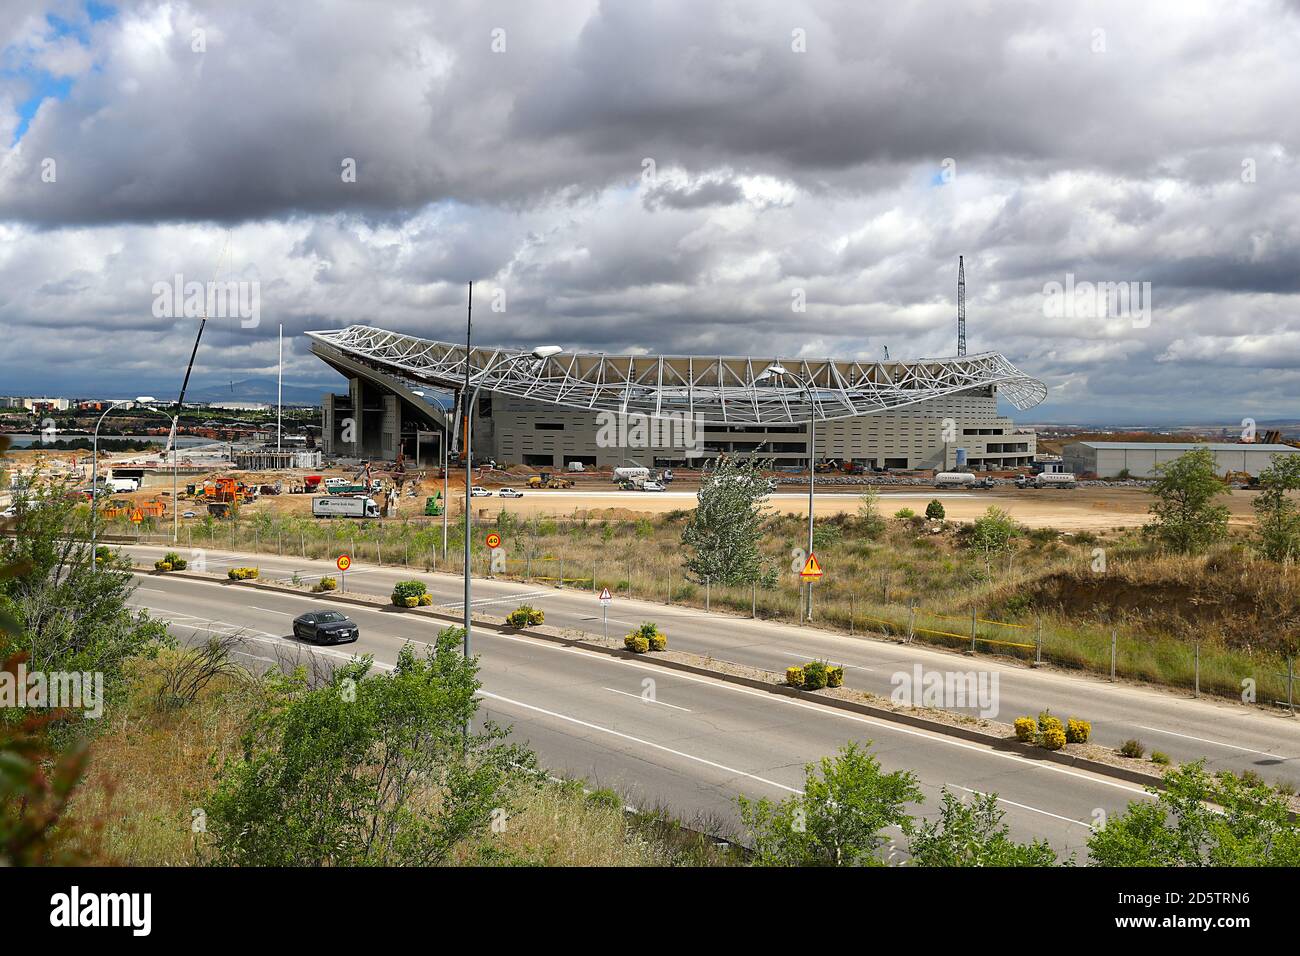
[957,255,967,357]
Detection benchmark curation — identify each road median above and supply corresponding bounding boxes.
[136,563,1169,793]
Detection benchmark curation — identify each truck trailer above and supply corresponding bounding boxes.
[312,495,380,519]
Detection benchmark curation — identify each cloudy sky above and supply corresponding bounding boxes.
[1,0,1297,423]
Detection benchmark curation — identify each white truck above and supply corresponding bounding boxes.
[1031,472,1078,489]
[105,477,139,493]
[612,466,650,484]
[934,471,983,489]
[312,495,380,519]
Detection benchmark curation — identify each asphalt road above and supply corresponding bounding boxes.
[128,571,1156,858]
[120,543,1300,792]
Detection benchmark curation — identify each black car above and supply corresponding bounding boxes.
[292,610,359,644]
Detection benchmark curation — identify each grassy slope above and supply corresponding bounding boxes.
[60,653,731,867]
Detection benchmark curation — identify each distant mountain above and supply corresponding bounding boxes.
[187,376,334,405]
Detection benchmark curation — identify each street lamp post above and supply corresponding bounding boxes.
[90,396,158,554]
[759,365,817,622]
[456,329,563,675]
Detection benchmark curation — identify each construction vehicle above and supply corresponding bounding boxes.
[201,477,256,505]
[424,492,444,516]
[526,472,574,489]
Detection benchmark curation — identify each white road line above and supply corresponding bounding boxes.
[479,690,800,794]
[1135,725,1290,758]
[948,784,1092,829]
[774,649,867,670]
[248,606,291,616]
[133,572,1153,801]
[603,687,693,712]
[475,627,1151,798]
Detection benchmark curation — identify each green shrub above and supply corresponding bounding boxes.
[1013,717,1037,742]
[506,605,545,628]
[624,634,650,654]
[391,579,428,606]
[1151,751,1171,765]
[163,551,187,570]
[786,665,805,687]
[1065,718,1091,744]
[1119,739,1145,759]
[313,576,337,592]
[153,560,173,572]
[826,665,844,688]
[634,621,666,651]
[802,660,828,690]
[925,499,946,521]
[894,508,916,520]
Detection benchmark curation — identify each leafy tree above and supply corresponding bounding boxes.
[1143,448,1230,553]
[908,788,1059,866]
[681,456,772,587]
[205,629,537,866]
[925,499,946,521]
[0,482,170,711]
[1253,453,1300,562]
[0,439,93,865]
[1088,760,1300,866]
[738,742,921,866]
[966,506,1017,575]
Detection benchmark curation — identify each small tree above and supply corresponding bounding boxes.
[1253,454,1300,562]
[682,457,772,587]
[1143,448,1230,553]
[1088,760,1300,866]
[908,788,1059,866]
[967,506,1017,575]
[737,742,921,866]
[206,629,537,866]
[857,488,886,538]
[925,499,946,521]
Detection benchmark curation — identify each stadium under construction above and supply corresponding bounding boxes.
[307,325,1046,473]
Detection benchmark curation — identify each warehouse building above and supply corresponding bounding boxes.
[307,325,1047,471]
[1062,441,1300,479]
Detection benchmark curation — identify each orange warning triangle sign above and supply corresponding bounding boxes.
[800,552,823,579]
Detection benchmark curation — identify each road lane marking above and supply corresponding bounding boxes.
[947,784,1092,829]
[131,573,1156,802]
[1134,725,1290,758]
[248,606,291,616]
[603,687,693,712]
[775,649,870,671]
[479,690,800,794]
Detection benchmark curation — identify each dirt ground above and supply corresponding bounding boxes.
[5,449,1263,531]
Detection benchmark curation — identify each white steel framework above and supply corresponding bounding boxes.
[307,325,1046,425]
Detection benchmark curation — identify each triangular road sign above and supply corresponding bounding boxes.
[599,587,612,603]
[800,552,823,579]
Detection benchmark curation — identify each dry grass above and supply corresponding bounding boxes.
[58,652,730,866]
[129,505,1300,705]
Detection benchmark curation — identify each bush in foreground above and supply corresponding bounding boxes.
[506,605,545,628]
[205,630,537,866]
[227,567,258,580]
[390,579,428,607]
